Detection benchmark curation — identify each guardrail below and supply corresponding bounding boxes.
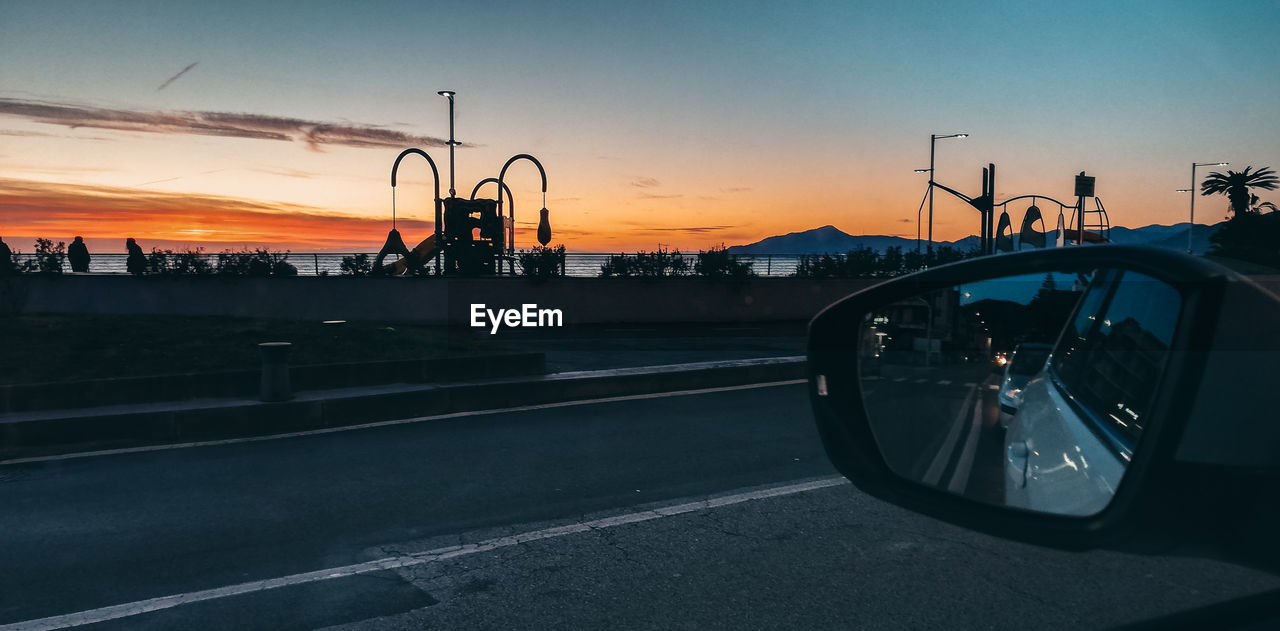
[9,252,810,277]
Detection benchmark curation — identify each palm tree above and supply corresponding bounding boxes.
[1200,166,1278,218]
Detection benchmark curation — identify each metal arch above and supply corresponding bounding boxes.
[469,177,516,215]
[390,148,444,271]
[496,154,548,254]
[994,194,1078,211]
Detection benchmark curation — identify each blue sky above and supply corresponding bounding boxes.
[1,0,1276,250]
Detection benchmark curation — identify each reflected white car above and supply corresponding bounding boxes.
[996,343,1052,428]
[1003,375,1127,516]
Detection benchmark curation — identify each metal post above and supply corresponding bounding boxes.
[438,91,458,198]
[928,135,936,256]
[1189,163,1196,254]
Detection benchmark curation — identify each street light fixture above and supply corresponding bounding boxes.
[927,133,968,255]
[1178,161,1228,254]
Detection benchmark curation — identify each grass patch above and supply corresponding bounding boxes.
[0,314,476,385]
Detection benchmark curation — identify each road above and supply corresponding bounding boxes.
[1,382,1275,630]
[860,361,1007,504]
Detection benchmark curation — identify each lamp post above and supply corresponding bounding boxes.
[913,168,930,253]
[1179,161,1228,254]
[927,133,968,255]
[437,90,460,198]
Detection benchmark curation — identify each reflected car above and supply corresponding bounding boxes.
[996,342,1052,427]
[1004,269,1181,516]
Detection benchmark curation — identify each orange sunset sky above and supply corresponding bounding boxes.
[2,2,1277,254]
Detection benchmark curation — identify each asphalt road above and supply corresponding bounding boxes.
[1,381,1276,630]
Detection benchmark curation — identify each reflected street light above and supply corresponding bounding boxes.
[1178,161,1228,254]
[927,133,968,255]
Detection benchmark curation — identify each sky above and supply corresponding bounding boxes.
[2,0,1278,253]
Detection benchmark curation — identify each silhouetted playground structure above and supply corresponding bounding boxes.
[375,91,552,276]
[925,163,1110,255]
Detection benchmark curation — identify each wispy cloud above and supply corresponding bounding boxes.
[630,177,660,188]
[0,97,452,151]
[0,177,432,249]
[638,193,683,199]
[721,187,751,193]
[157,62,199,91]
[636,225,735,234]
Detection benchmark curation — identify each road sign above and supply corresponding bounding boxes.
[1075,173,1096,198]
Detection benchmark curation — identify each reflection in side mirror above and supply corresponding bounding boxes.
[856,269,1182,517]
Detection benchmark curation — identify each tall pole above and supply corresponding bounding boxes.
[928,135,936,256]
[1187,161,1227,254]
[438,90,458,198]
[926,133,967,256]
[1188,163,1196,254]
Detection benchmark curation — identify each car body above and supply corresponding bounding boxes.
[1002,268,1181,516]
[996,342,1052,427]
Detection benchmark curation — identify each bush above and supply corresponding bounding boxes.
[517,245,566,278]
[147,248,213,275]
[694,245,754,279]
[794,245,978,278]
[215,249,297,277]
[339,253,374,276]
[600,248,689,277]
[34,238,65,274]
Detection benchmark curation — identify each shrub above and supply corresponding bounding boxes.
[339,253,374,276]
[216,249,297,277]
[600,248,689,277]
[146,248,213,275]
[517,245,566,278]
[694,245,754,279]
[34,238,65,274]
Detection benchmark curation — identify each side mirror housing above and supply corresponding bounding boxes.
[807,246,1280,552]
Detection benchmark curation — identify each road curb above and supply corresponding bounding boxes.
[0,357,806,460]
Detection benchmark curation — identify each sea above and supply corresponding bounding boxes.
[14,253,804,278]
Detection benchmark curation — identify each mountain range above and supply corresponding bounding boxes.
[726,222,1224,255]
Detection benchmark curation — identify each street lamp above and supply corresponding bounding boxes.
[913,169,931,252]
[927,133,968,255]
[1179,161,1228,254]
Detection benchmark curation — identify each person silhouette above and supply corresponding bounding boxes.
[125,238,146,275]
[0,236,13,275]
[68,236,91,272]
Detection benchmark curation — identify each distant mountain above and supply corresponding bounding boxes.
[726,222,1226,255]
[724,226,970,255]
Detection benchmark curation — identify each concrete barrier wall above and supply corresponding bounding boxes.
[0,275,879,324]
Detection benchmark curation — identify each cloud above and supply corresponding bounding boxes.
[0,177,433,249]
[721,187,752,193]
[638,193,683,199]
[630,177,661,188]
[897,218,912,223]
[636,225,735,234]
[157,62,199,91]
[0,97,452,151]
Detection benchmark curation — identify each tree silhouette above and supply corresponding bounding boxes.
[1200,166,1278,219]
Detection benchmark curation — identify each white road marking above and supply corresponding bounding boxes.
[923,385,977,486]
[0,380,807,466]
[912,378,928,384]
[893,377,907,383]
[937,380,951,386]
[947,391,987,494]
[0,476,849,631]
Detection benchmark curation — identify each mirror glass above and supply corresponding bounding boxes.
[856,268,1182,516]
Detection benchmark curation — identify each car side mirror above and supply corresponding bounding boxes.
[807,246,1280,551]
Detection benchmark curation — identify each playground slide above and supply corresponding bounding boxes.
[383,233,440,275]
